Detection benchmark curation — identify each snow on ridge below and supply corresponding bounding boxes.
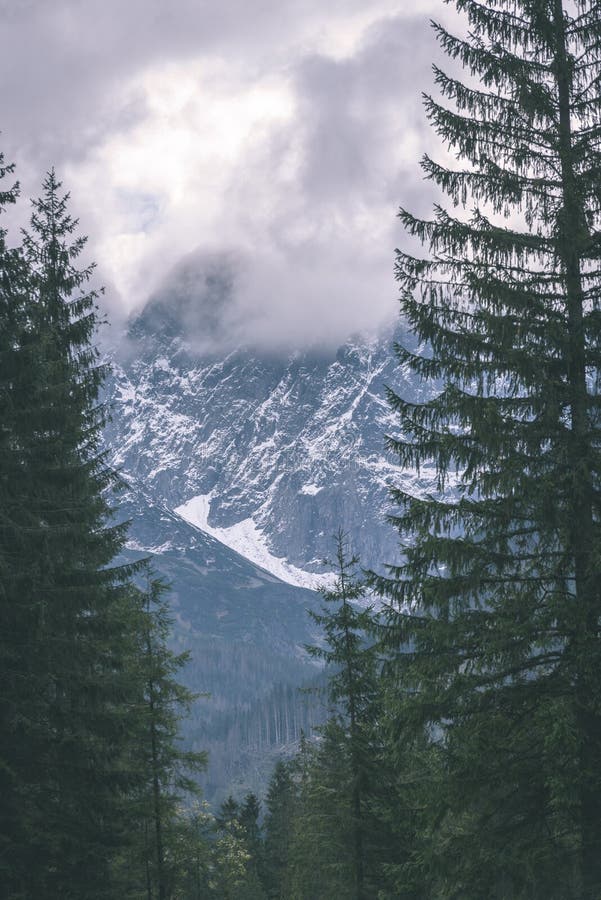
[126,538,174,554]
[300,484,323,496]
[105,322,430,575]
[174,493,333,591]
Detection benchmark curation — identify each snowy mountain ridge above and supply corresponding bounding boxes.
[174,492,332,590]
[106,313,436,583]
[100,281,441,800]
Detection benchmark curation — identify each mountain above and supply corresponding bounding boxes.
[103,272,432,801]
[108,487,327,803]
[107,286,435,583]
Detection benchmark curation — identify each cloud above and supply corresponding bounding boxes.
[0,0,452,348]
[207,15,444,348]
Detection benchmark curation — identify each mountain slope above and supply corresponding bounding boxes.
[112,488,325,802]
[102,279,434,801]
[107,298,433,582]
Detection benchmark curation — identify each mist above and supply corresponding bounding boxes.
[0,1,451,351]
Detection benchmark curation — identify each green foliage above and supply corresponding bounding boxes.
[0,151,27,896]
[306,531,380,899]
[370,1,601,896]
[118,577,207,899]
[208,794,267,899]
[171,801,215,899]
[263,761,297,899]
[210,824,255,899]
[0,165,209,898]
[257,537,386,899]
[0,169,147,898]
[286,721,357,900]
[239,793,265,883]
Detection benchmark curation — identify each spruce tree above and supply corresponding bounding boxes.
[172,802,214,899]
[239,793,265,885]
[306,532,378,899]
[0,170,145,898]
[263,761,297,899]
[217,795,241,833]
[128,577,207,900]
[1,167,210,898]
[0,150,29,897]
[212,795,267,899]
[285,721,355,900]
[374,2,601,897]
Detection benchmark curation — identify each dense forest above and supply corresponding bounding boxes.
[3,0,601,898]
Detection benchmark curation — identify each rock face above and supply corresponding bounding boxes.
[106,284,432,583]
[109,488,327,804]
[102,276,435,802]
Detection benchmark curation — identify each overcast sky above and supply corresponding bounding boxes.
[0,0,454,349]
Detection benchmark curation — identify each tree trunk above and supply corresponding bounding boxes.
[553,3,601,895]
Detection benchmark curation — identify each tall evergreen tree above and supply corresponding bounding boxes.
[0,150,29,897]
[307,532,378,899]
[374,2,601,897]
[171,802,214,900]
[239,793,264,877]
[212,795,267,899]
[0,170,146,898]
[217,795,241,834]
[128,577,207,900]
[263,760,297,900]
[285,720,356,900]
[0,165,210,898]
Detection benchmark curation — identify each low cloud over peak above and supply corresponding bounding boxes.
[0,1,447,350]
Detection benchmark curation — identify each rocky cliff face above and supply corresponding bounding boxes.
[106,283,433,583]
[102,277,436,802]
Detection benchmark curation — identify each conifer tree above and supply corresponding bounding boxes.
[374,2,601,896]
[263,760,297,899]
[130,577,207,900]
[307,532,378,899]
[0,167,211,898]
[0,150,29,897]
[0,170,146,898]
[172,802,214,899]
[212,795,267,899]
[217,795,241,833]
[239,793,265,885]
[285,721,355,900]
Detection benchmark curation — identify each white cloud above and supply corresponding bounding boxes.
[0,0,452,346]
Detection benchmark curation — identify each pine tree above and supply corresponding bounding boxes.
[212,795,267,899]
[366,718,442,900]
[217,795,241,834]
[0,167,211,898]
[129,577,207,900]
[283,723,349,900]
[306,532,379,899]
[209,823,254,900]
[263,761,297,899]
[171,801,214,900]
[374,2,601,896]
[0,150,30,897]
[239,793,265,885]
[0,170,147,898]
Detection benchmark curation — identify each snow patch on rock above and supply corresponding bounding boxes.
[175,493,333,590]
[299,484,323,496]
